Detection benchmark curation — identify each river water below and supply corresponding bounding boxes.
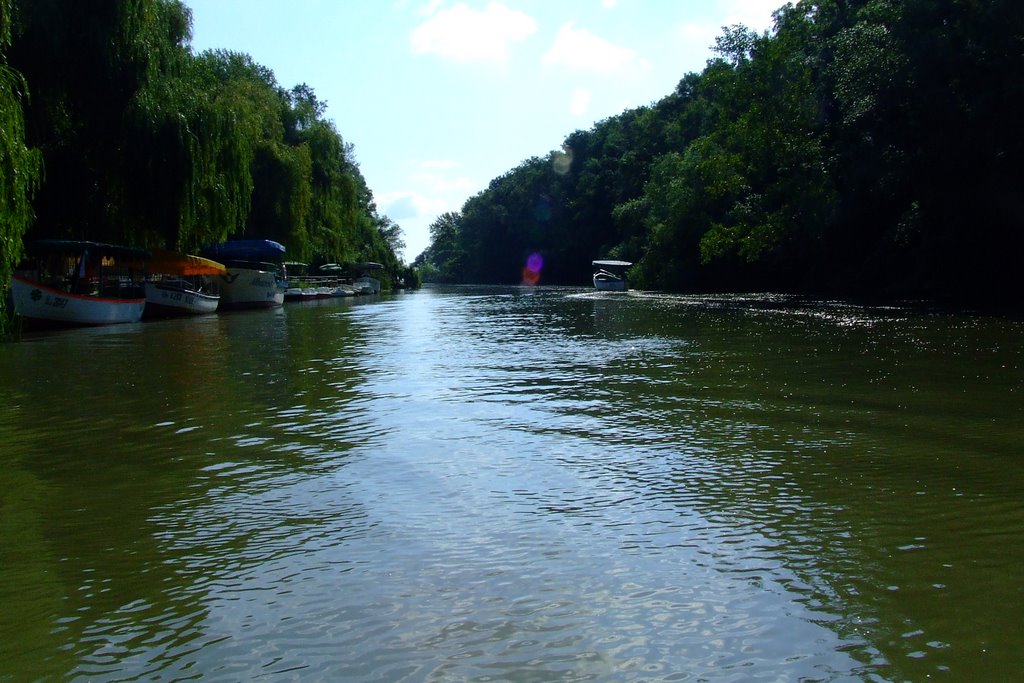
[1,286,1022,681]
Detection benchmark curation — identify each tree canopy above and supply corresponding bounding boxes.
[416,0,1024,306]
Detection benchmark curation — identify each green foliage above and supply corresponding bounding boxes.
[0,0,41,335]
[303,120,360,263]
[125,49,263,251]
[415,212,465,282]
[8,0,193,244]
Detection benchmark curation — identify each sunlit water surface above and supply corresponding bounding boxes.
[1,286,1022,681]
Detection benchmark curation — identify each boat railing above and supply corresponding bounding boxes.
[594,269,623,279]
[148,274,219,296]
[286,274,353,289]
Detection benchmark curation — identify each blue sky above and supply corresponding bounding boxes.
[185,0,781,262]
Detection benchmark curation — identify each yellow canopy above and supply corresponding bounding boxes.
[149,250,227,276]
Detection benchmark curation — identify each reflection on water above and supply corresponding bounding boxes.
[1,288,1022,680]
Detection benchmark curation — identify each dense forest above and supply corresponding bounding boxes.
[415,0,1024,304]
[0,0,415,333]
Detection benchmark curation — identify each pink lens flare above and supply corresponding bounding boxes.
[522,252,544,286]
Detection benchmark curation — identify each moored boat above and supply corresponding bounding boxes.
[145,250,226,316]
[201,240,287,309]
[318,263,356,297]
[10,240,148,326]
[352,262,383,295]
[283,262,328,301]
[592,259,632,292]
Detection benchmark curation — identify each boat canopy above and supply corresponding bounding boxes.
[283,261,311,276]
[149,250,226,276]
[202,239,286,262]
[592,259,632,268]
[27,240,150,261]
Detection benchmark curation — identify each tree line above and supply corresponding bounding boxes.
[0,0,417,333]
[415,0,1024,305]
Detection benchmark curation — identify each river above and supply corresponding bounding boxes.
[1,286,1022,681]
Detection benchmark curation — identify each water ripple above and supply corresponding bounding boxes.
[3,288,1024,680]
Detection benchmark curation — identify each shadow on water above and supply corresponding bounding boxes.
[0,300,378,680]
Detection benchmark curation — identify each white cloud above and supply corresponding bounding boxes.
[383,195,420,220]
[674,21,720,56]
[408,159,476,193]
[380,191,449,220]
[676,0,778,47]
[378,159,476,222]
[569,88,591,117]
[542,21,650,75]
[721,0,781,30]
[416,0,445,17]
[410,2,537,64]
[376,161,485,260]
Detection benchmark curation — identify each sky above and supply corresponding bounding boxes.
[185,0,782,263]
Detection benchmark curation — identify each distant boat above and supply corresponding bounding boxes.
[145,250,226,316]
[201,240,287,309]
[10,240,148,326]
[353,262,383,295]
[592,260,632,292]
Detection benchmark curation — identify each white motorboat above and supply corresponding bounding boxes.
[202,240,287,309]
[592,259,632,291]
[145,250,225,316]
[145,279,220,315]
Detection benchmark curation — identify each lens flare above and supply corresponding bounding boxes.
[522,252,544,285]
[552,147,573,175]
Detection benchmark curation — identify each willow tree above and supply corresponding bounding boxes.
[7,0,180,243]
[276,84,368,264]
[301,118,360,263]
[0,0,42,334]
[124,49,279,252]
[246,138,313,250]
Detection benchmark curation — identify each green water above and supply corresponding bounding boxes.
[1,287,1022,681]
